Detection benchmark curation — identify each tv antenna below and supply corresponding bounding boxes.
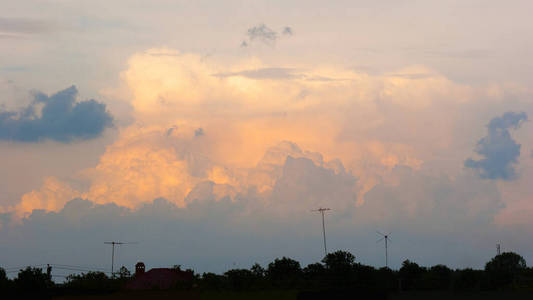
[104,241,137,277]
[377,231,391,268]
[312,208,331,257]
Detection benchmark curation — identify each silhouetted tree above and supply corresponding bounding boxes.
[117,266,131,279]
[321,251,356,286]
[0,267,10,291]
[399,260,426,290]
[267,257,302,287]
[14,267,53,293]
[353,263,377,288]
[224,269,254,290]
[453,268,485,291]
[250,263,266,287]
[200,272,225,290]
[485,252,526,288]
[251,263,265,278]
[65,271,114,293]
[424,264,452,290]
[322,251,355,274]
[375,267,397,290]
[303,263,325,282]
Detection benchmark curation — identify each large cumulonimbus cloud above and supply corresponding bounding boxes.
[465,111,528,180]
[0,85,113,142]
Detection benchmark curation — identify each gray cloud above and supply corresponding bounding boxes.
[465,112,528,180]
[194,128,204,137]
[0,85,113,142]
[166,125,178,137]
[213,67,300,80]
[0,17,56,37]
[271,156,356,209]
[241,24,292,47]
[359,166,505,267]
[282,26,293,36]
[213,67,340,82]
[247,24,277,44]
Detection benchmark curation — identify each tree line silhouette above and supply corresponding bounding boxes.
[2,251,533,298]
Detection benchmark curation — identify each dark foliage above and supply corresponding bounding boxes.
[485,252,527,288]
[64,271,115,293]
[14,266,53,293]
[267,257,302,287]
[2,250,533,297]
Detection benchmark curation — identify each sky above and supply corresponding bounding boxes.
[1,0,533,277]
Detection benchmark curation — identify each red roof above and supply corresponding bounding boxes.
[125,268,193,290]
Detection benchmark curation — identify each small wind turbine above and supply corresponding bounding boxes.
[104,241,137,277]
[377,231,391,268]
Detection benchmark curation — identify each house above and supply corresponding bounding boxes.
[125,262,194,290]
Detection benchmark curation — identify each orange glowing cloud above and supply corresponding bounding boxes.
[12,48,489,217]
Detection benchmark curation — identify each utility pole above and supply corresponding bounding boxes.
[497,244,501,256]
[312,208,331,257]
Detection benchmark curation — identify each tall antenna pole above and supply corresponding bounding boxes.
[111,242,115,275]
[104,241,137,277]
[377,232,391,268]
[385,236,388,268]
[497,244,501,256]
[312,208,331,257]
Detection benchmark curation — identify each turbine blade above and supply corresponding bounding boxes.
[377,237,384,243]
[377,231,385,236]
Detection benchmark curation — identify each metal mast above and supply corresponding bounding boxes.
[377,232,391,268]
[312,208,331,257]
[104,241,136,277]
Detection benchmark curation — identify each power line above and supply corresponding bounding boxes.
[50,264,108,271]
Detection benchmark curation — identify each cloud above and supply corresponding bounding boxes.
[465,112,528,180]
[213,67,300,80]
[241,24,293,47]
[247,24,277,44]
[212,67,345,82]
[194,128,204,137]
[7,49,486,216]
[282,26,293,36]
[0,17,56,38]
[0,164,520,273]
[270,156,357,211]
[0,85,113,142]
